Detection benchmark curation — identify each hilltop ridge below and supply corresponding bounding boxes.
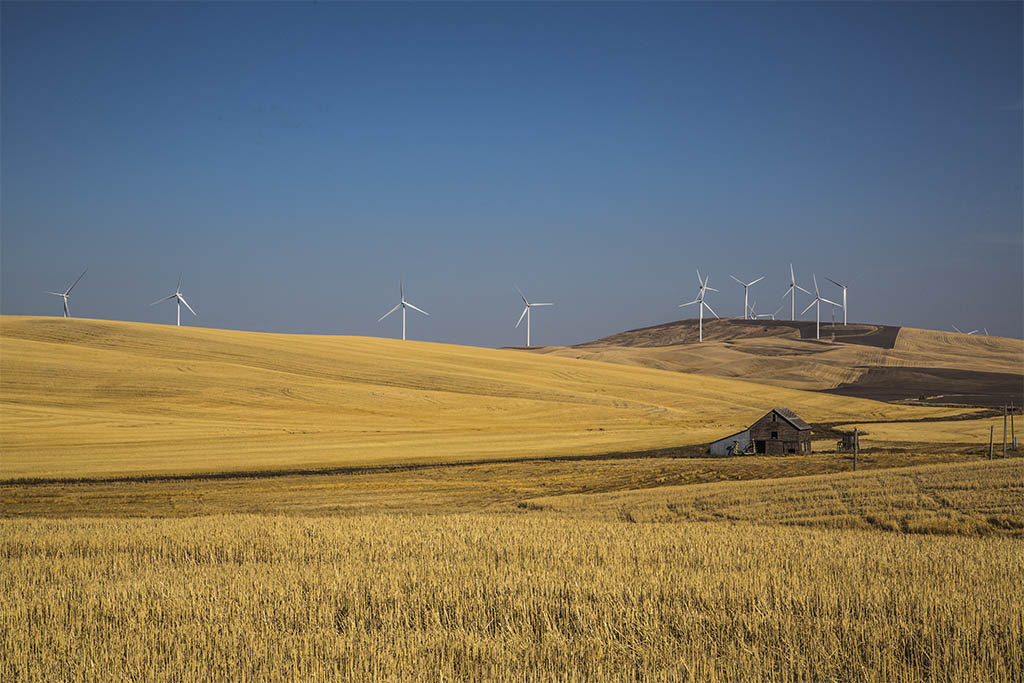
[530,318,1023,407]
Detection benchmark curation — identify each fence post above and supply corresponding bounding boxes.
[853,427,859,472]
[989,425,994,460]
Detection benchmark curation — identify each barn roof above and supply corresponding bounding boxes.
[772,408,812,431]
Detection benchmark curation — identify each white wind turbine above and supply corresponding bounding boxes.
[952,325,980,335]
[46,268,87,318]
[730,275,764,320]
[783,263,811,321]
[679,270,719,343]
[151,273,197,326]
[824,277,850,325]
[756,304,784,321]
[514,286,553,347]
[801,275,840,340]
[378,280,428,341]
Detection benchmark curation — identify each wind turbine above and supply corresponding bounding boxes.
[730,275,764,320]
[151,273,197,326]
[756,305,784,321]
[46,268,87,318]
[824,277,849,325]
[801,275,840,340]
[783,263,811,321]
[378,280,428,341]
[514,286,553,347]
[679,270,719,343]
[952,325,980,335]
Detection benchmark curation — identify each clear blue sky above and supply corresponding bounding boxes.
[3,1,1021,344]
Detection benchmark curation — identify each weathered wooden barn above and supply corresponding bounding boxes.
[709,408,812,456]
[749,408,812,454]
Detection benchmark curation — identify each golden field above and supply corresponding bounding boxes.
[0,316,971,480]
[3,315,1021,681]
[2,461,1022,682]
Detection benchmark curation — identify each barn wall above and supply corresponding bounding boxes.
[709,430,750,455]
[749,411,812,455]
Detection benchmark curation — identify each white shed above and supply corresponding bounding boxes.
[709,429,751,456]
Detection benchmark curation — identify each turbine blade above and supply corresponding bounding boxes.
[531,302,553,307]
[820,297,840,307]
[177,271,182,293]
[801,300,816,315]
[729,275,744,286]
[45,291,65,296]
[796,285,812,295]
[703,302,719,319]
[65,268,88,295]
[813,274,819,296]
[405,301,429,316]
[824,276,844,288]
[790,263,795,283]
[515,306,528,328]
[178,295,198,316]
[679,300,699,308]
[515,285,528,306]
[378,303,401,322]
[705,286,718,293]
[749,276,765,286]
[952,325,962,333]
[150,294,176,305]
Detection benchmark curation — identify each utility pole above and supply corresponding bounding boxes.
[999,405,1007,458]
[853,427,859,472]
[989,425,994,460]
[1011,402,1016,450]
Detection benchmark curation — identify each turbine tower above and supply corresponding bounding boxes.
[151,273,197,326]
[783,263,811,321]
[801,275,840,340]
[730,275,764,320]
[679,270,719,343]
[514,286,553,347]
[378,280,428,341]
[46,268,87,318]
[824,277,849,325]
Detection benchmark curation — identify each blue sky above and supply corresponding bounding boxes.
[3,1,1021,345]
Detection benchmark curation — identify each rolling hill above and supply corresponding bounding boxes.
[532,318,1023,406]
[0,316,970,480]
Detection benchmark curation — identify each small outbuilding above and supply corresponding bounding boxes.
[709,408,813,456]
[709,429,751,456]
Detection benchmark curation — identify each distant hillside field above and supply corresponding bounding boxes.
[533,318,1023,405]
[0,316,967,480]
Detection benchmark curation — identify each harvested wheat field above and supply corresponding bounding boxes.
[2,463,1022,682]
[0,316,966,480]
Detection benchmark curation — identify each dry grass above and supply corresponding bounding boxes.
[535,458,1024,536]
[0,448,993,519]
[0,316,962,480]
[838,416,1019,445]
[3,511,1022,682]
